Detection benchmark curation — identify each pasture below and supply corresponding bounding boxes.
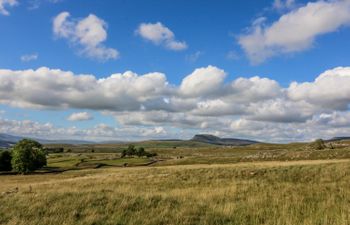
[1,140,350,225]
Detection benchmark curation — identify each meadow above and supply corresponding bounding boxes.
[1,140,350,225]
[44,140,350,170]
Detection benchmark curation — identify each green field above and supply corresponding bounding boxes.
[36,140,350,172]
[1,140,350,225]
[47,153,152,169]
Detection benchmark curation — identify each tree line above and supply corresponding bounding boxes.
[0,140,158,174]
[121,144,157,158]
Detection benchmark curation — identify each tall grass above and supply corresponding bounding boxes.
[1,160,350,225]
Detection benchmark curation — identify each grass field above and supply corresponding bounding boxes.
[47,153,152,169]
[1,159,350,225]
[1,140,350,225]
[44,140,212,153]
[45,140,350,168]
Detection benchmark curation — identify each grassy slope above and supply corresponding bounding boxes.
[154,141,350,165]
[46,140,350,166]
[2,141,350,224]
[1,159,350,225]
[44,140,212,153]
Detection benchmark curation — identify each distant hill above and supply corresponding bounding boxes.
[36,139,94,145]
[0,133,23,143]
[0,133,94,148]
[0,133,260,148]
[0,139,15,148]
[328,137,350,142]
[0,134,22,148]
[191,134,258,146]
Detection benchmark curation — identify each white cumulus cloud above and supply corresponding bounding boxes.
[136,22,188,51]
[67,112,93,121]
[20,53,38,62]
[288,67,350,110]
[53,12,119,61]
[180,66,226,97]
[0,0,17,15]
[273,0,296,11]
[239,0,350,64]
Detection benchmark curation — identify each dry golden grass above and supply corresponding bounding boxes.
[1,159,350,225]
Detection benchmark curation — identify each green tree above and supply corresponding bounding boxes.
[11,139,47,173]
[127,144,136,155]
[145,152,157,158]
[136,147,145,157]
[120,145,157,158]
[0,150,12,171]
[121,145,136,158]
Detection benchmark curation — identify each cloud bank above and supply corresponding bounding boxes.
[0,65,350,142]
[0,118,171,141]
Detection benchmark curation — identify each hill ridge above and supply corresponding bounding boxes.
[191,134,259,146]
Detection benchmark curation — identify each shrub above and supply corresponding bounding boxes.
[145,152,157,158]
[0,150,12,171]
[311,139,326,150]
[11,139,47,173]
[45,147,64,153]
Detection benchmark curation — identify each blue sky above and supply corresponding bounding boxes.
[1,0,350,142]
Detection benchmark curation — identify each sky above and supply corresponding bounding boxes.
[1,0,350,142]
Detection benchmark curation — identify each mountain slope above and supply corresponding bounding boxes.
[328,137,350,142]
[0,134,22,148]
[191,134,258,146]
[0,133,94,147]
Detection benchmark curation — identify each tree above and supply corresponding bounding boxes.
[120,145,157,158]
[127,145,136,155]
[11,139,47,173]
[136,147,145,157]
[0,151,12,171]
[121,149,127,158]
[121,145,136,158]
